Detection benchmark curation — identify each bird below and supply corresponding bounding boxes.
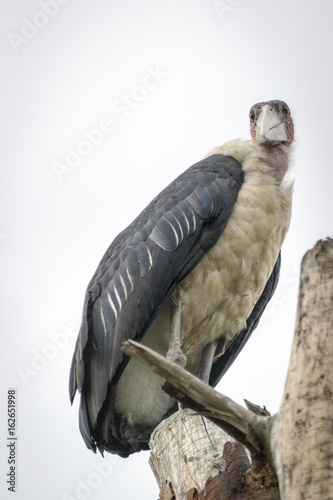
[69,99,294,457]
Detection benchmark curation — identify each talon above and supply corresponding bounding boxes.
[166,346,187,368]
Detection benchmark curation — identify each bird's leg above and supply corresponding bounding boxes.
[166,296,187,368]
[197,340,218,384]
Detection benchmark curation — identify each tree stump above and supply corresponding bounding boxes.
[149,409,233,500]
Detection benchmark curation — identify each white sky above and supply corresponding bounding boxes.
[1,0,333,499]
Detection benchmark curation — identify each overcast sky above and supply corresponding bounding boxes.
[1,0,333,499]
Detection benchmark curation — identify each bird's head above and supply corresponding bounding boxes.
[249,100,294,146]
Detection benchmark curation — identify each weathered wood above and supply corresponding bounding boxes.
[271,238,333,499]
[195,441,279,500]
[148,408,232,500]
[148,410,279,500]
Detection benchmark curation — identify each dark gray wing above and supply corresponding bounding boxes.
[209,252,281,386]
[69,154,244,453]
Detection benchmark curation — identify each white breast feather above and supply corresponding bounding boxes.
[179,139,293,355]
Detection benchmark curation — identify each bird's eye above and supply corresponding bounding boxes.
[249,111,255,122]
[282,104,290,116]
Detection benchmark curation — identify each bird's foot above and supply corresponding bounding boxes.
[166,344,187,368]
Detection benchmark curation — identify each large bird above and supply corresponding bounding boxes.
[70,100,294,457]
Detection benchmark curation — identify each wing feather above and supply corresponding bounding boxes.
[69,154,244,451]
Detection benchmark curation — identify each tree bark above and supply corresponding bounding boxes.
[122,238,333,499]
[148,408,233,500]
[270,238,333,499]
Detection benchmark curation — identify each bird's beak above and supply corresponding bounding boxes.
[255,104,290,144]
